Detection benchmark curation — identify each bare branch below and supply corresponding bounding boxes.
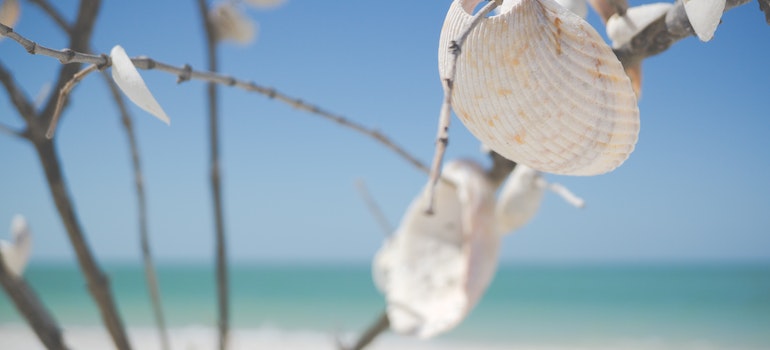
[0,60,36,123]
[0,23,429,173]
[47,64,99,138]
[194,1,230,349]
[0,122,26,139]
[613,0,752,69]
[355,180,393,236]
[340,311,390,350]
[0,250,70,350]
[427,0,499,215]
[102,72,171,350]
[27,0,72,33]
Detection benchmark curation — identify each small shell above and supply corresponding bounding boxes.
[606,3,673,48]
[0,215,31,278]
[373,160,499,338]
[495,164,545,235]
[495,164,585,235]
[683,0,726,42]
[439,0,640,176]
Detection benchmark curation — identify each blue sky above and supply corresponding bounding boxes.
[0,1,768,264]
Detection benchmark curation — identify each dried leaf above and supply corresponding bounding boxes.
[110,45,170,125]
[0,215,31,278]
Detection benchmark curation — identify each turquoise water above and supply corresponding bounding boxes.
[2,263,769,348]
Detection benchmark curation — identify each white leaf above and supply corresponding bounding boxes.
[1,215,31,278]
[110,45,170,125]
[373,160,499,338]
[0,0,20,28]
[606,3,673,48]
[683,0,726,42]
[210,4,257,45]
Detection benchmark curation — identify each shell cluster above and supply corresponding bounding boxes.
[439,0,640,176]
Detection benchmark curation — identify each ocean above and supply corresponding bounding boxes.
[1,262,769,349]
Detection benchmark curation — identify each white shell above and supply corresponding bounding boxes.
[606,3,673,48]
[439,0,640,176]
[1,215,31,277]
[683,0,725,42]
[495,164,545,234]
[373,160,499,338]
[0,0,20,28]
[495,164,585,235]
[209,3,257,45]
[555,0,588,19]
[110,45,171,125]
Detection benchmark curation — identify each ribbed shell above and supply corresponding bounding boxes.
[439,0,640,176]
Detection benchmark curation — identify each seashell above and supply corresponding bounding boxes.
[606,3,673,48]
[683,0,726,42]
[495,164,584,235]
[209,3,257,45]
[0,215,32,278]
[373,160,499,338]
[110,45,170,125]
[439,0,640,176]
[0,0,20,28]
[555,0,588,19]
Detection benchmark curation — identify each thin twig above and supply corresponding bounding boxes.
[194,1,230,349]
[0,23,430,174]
[27,0,72,33]
[340,311,390,350]
[47,64,98,139]
[0,251,70,350]
[354,180,393,236]
[426,0,499,214]
[0,122,25,139]
[102,72,171,350]
[0,60,36,124]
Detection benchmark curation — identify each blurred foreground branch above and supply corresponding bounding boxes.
[0,251,69,350]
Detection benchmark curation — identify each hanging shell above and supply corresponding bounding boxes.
[495,164,545,234]
[209,3,257,45]
[554,0,588,19]
[495,163,585,235]
[606,3,673,48]
[0,0,20,28]
[0,215,31,278]
[439,0,640,176]
[683,0,726,42]
[373,160,499,338]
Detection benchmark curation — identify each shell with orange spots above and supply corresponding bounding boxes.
[439,0,640,176]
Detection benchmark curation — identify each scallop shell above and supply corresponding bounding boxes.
[0,0,20,28]
[554,0,588,19]
[439,0,640,176]
[606,3,673,48]
[683,0,725,42]
[0,215,31,278]
[373,160,499,338]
